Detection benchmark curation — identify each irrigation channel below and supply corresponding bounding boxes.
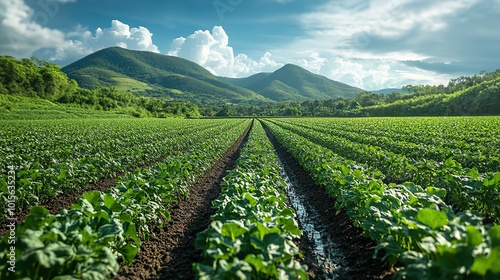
[263,121,392,279]
[113,120,390,279]
[278,158,347,279]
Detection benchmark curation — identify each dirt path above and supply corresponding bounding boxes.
[114,121,253,280]
[262,121,394,279]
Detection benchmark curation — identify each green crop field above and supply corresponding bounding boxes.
[0,117,499,279]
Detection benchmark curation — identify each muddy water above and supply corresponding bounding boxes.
[278,159,347,279]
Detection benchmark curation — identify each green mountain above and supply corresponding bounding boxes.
[222,64,365,101]
[62,47,270,105]
[63,47,364,104]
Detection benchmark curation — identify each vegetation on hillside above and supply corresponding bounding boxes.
[221,64,365,101]
[1,52,498,118]
[205,69,500,117]
[0,56,200,118]
[364,70,500,116]
[62,47,270,105]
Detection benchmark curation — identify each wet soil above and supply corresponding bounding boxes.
[261,120,394,280]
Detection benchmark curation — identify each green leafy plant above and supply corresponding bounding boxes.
[194,121,308,279]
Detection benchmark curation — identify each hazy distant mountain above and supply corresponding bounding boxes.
[222,64,364,101]
[62,47,270,105]
[372,88,409,95]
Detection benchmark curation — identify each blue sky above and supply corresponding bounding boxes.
[1,0,499,90]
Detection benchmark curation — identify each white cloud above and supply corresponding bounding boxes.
[0,0,66,58]
[51,20,159,64]
[266,0,491,89]
[0,0,159,64]
[298,0,481,53]
[168,26,281,77]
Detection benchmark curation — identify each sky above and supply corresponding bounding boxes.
[1,0,499,90]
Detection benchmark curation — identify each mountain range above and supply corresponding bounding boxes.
[62,47,365,105]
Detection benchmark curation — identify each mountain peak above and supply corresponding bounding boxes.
[224,63,364,101]
[62,47,270,105]
[62,47,363,104]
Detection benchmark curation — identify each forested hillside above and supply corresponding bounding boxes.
[363,70,500,116]
[0,56,200,118]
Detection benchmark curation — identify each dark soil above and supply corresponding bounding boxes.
[114,121,253,280]
[261,120,394,280]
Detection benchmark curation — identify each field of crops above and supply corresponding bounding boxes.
[262,117,500,279]
[1,116,499,279]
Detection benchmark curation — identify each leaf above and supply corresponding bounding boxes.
[116,243,139,266]
[103,193,122,212]
[57,168,68,180]
[82,191,102,206]
[243,193,258,207]
[418,236,437,254]
[275,217,301,236]
[97,219,123,243]
[489,226,500,247]
[18,229,45,251]
[43,242,74,266]
[221,222,248,241]
[123,222,141,247]
[470,248,500,275]
[484,173,500,188]
[466,225,483,246]
[425,186,447,199]
[416,208,449,230]
[21,207,54,234]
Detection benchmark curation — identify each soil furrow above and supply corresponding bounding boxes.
[114,120,253,280]
[261,120,394,279]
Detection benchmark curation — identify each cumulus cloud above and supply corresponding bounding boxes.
[0,0,159,65]
[270,0,499,89]
[51,20,159,63]
[0,0,66,58]
[168,26,281,77]
[164,25,452,90]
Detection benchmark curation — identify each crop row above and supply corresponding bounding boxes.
[262,120,500,279]
[194,121,308,279]
[267,119,500,221]
[284,117,500,152]
[277,117,500,172]
[0,118,242,215]
[0,120,250,279]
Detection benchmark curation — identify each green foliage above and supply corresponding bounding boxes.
[0,56,78,100]
[263,118,500,279]
[194,122,308,279]
[268,117,500,222]
[0,119,251,279]
[0,55,201,118]
[365,71,500,116]
[0,119,248,215]
[0,94,128,120]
